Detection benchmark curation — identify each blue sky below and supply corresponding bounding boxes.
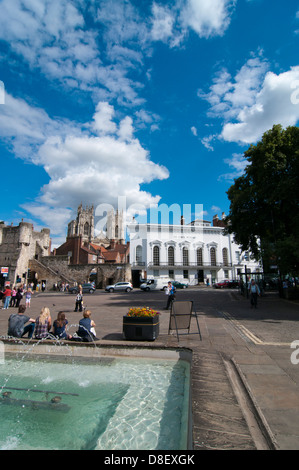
[0,0,298,247]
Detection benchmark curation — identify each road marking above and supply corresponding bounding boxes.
[221,311,290,346]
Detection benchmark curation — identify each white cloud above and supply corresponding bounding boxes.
[201,134,217,151]
[20,204,73,237]
[180,0,237,39]
[218,153,247,181]
[0,0,238,109]
[150,0,237,46]
[199,55,269,120]
[191,126,198,136]
[92,102,117,136]
[151,3,175,42]
[0,0,148,106]
[222,66,299,143]
[0,93,74,160]
[211,205,221,212]
[0,94,169,240]
[199,53,299,144]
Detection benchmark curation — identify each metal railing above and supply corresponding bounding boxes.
[132,261,233,268]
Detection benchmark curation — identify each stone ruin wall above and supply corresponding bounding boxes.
[30,255,132,290]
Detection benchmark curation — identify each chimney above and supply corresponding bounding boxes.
[213,214,219,227]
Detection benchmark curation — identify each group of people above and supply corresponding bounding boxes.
[7,305,98,342]
[165,278,261,310]
[1,285,33,310]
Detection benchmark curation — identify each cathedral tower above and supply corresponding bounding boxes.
[107,209,125,244]
[67,204,94,242]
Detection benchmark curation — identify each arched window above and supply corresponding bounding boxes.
[222,248,228,266]
[84,222,89,236]
[153,246,160,266]
[197,248,203,266]
[210,247,216,266]
[115,225,119,238]
[136,245,142,265]
[168,246,175,266]
[183,247,189,266]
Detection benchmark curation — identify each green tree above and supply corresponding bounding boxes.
[226,125,299,276]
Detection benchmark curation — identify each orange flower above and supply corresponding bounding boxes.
[127,307,160,318]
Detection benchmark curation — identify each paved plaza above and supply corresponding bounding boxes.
[1,286,299,450]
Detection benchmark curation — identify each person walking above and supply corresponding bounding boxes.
[165,281,176,310]
[2,285,12,309]
[10,287,17,307]
[74,291,83,312]
[15,287,23,308]
[249,279,260,309]
[24,287,33,308]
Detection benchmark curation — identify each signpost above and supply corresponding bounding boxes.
[1,267,9,286]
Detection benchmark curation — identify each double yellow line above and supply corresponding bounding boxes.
[221,311,290,346]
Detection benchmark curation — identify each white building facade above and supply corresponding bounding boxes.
[128,216,262,286]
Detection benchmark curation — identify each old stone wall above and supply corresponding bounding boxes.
[30,255,132,290]
[0,222,50,286]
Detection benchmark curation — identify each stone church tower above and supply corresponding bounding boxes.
[106,209,125,244]
[68,204,125,245]
[67,204,94,242]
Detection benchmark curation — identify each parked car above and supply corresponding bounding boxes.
[140,279,169,291]
[172,280,188,289]
[228,280,239,288]
[69,283,95,294]
[214,280,239,289]
[105,282,133,293]
[213,280,230,289]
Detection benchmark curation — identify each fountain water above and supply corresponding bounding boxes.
[0,330,192,450]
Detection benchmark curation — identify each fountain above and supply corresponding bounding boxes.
[0,328,192,450]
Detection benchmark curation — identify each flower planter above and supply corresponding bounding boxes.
[123,315,160,341]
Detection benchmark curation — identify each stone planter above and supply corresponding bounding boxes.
[123,315,160,341]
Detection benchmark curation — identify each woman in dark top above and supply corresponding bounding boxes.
[52,311,72,340]
[77,310,97,341]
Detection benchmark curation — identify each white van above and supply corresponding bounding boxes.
[140,278,169,291]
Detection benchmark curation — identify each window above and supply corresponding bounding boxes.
[183,270,189,279]
[197,248,203,266]
[235,251,241,263]
[168,246,175,266]
[84,222,89,236]
[136,245,142,265]
[222,248,228,266]
[210,247,216,266]
[183,247,189,266]
[153,246,160,266]
[169,270,174,279]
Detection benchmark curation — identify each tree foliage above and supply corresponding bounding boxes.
[226,125,299,275]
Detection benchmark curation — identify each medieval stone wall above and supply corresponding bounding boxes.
[30,255,132,290]
[0,222,50,286]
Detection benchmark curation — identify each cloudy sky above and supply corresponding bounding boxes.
[0,0,298,246]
